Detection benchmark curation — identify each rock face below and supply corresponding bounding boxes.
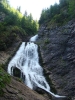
[1,77,50,100]
[36,19,75,100]
[0,41,21,65]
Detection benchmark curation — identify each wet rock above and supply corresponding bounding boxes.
[13,67,21,78]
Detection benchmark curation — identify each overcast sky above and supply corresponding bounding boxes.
[9,0,59,20]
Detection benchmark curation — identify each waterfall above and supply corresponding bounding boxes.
[30,34,38,42]
[8,35,66,98]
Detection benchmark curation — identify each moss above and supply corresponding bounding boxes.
[62,29,68,34]
[13,77,22,83]
[44,39,50,44]
[42,45,47,50]
[0,64,11,96]
[19,97,23,100]
[58,57,68,68]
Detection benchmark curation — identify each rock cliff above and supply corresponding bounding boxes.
[36,19,75,100]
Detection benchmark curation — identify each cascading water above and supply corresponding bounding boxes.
[8,35,66,98]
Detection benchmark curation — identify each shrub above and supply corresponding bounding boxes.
[0,65,11,96]
[44,38,50,44]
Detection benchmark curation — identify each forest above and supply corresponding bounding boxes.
[0,0,75,50]
[39,0,75,26]
[0,0,39,50]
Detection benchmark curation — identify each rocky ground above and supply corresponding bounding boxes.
[0,76,51,100]
[36,19,75,100]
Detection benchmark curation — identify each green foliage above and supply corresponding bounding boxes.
[0,23,17,50]
[39,3,60,25]
[0,0,39,51]
[10,26,26,35]
[68,0,75,19]
[0,22,6,31]
[39,0,75,26]
[21,15,39,35]
[59,0,68,8]
[44,39,50,44]
[0,1,39,35]
[0,64,11,96]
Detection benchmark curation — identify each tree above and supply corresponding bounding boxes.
[24,11,27,17]
[1,0,9,7]
[28,13,33,22]
[17,6,21,12]
[59,0,68,8]
[68,0,75,18]
[21,16,26,29]
[32,20,39,34]
[39,9,47,24]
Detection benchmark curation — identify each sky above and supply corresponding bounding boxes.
[9,0,59,20]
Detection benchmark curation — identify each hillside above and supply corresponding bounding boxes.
[0,0,75,100]
[0,1,46,100]
[0,75,50,100]
[0,0,39,51]
[39,0,75,27]
[37,19,75,100]
[36,0,75,100]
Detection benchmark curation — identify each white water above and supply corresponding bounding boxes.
[8,35,66,98]
[30,34,38,42]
